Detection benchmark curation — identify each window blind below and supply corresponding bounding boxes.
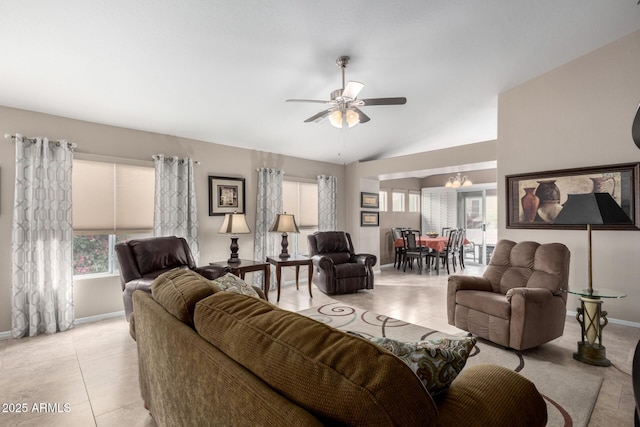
[421,188,457,234]
[283,180,318,228]
[72,159,154,235]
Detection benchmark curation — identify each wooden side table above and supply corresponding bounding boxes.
[266,255,313,302]
[210,259,271,301]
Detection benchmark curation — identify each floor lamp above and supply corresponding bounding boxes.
[554,192,632,366]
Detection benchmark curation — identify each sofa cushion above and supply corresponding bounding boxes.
[315,231,350,253]
[334,263,367,278]
[369,336,476,396]
[209,273,260,298]
[151,268,214,326]
[455,290,511,319]
[193,292,438,426]
[130,236,191,276]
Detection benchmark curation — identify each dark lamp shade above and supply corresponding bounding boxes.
[218,213,251,234]
[269,213,300,233]
[554,193,632,225]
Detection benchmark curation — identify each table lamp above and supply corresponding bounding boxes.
[218,213,251,264]
[269,213,300,259]
[554,192,632,365]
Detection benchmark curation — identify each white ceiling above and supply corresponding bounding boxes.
[2,1,640,165]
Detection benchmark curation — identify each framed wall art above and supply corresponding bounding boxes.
[360,192,379,209]
[360,211,380,227]
[208,176,245,216]
[506,162,639,230]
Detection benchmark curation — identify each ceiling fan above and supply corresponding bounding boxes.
[286,56,407,128]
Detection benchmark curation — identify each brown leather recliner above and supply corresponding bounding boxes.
[447,239,570,350]
[115,236,229,321]
[307,231,376,295]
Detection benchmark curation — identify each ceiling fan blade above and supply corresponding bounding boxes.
[359,97,407,106]
[304,109,332,123]
[354,108,370,123]
[286,99,331,104]
[341,81,364,100]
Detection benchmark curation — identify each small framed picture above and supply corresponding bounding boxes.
[360,192,379,209]
[360,211,380,227]
[208,176,245,216]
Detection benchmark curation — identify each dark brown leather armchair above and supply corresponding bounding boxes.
[115,236,229,321]
[307,231,376,295]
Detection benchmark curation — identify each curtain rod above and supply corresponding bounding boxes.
[152,155,200,165]
[5,133,77,149]
[255,168,285,174]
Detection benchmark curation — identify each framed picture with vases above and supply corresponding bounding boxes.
[506,162,639,230]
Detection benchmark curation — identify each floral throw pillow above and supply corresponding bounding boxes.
[209,273,260,298]
[369,336,477,396]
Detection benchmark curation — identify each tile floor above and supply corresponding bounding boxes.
[0,264,638,426]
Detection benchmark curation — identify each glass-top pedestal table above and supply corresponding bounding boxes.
[567,288,626,367]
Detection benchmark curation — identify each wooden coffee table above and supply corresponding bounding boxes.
[266,255,313,302]
[210,259,271,301]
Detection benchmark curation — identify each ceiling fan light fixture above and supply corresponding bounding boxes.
[329,110,343,128]
[329,109,360,128]
[346,109,360,127]
[288,56,406,127]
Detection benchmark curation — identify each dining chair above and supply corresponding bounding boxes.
[402,230,428,273]
[457,228,472,269]
[391,227,406,269]
[427,228,458,274]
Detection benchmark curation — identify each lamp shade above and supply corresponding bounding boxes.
[328,109,360,128]
[554,193,632,226]
[269,213,300,233]
[218,213,251,234]
[555,192,632,296]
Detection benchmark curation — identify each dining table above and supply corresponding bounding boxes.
[393,236,469,274]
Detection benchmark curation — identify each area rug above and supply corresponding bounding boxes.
[297,302,603,427]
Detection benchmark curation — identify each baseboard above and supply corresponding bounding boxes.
[566,310,640,328]
[74,311,125,325]
[0,311,126,340]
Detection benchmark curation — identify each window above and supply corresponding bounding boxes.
[392,191,405,212]
[409,191,420,213]
[72,159,155,276]
[378,191,388,212]
[283,179,318,255]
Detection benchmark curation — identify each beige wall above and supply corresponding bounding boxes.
[498,29,640,324]
[0,106,345,332]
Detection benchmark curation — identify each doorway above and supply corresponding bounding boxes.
[458,187,497,265]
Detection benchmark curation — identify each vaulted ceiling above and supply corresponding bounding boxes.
[2,1,640,164]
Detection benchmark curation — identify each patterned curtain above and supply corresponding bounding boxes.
[12,134,74,337]
[254,168,283,289]
[318,175,338,231]
[153,155,199,262]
